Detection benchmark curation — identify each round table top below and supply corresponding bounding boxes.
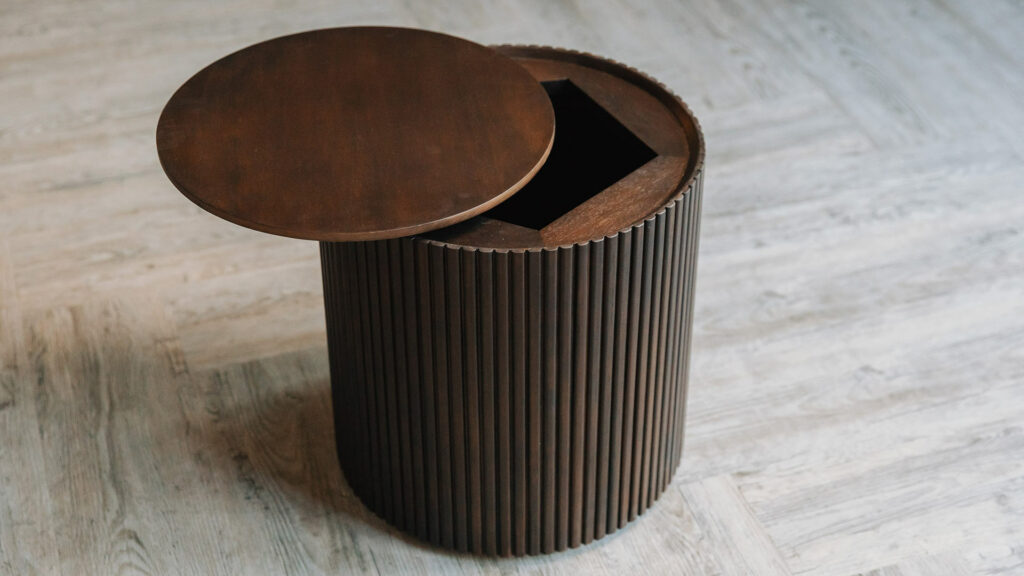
[156,27,555,241]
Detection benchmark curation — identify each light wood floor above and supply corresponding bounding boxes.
[2,1,1023,574]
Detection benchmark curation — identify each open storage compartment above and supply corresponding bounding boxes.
[484,79,656,230]
[322,46,705,556]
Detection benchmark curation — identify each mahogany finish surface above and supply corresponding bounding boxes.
[156,27,555,241]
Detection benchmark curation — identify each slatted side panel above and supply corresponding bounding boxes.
[320,172,704,556]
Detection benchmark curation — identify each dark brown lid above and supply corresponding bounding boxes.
[156,27,555,241]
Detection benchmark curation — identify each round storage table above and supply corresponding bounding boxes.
[157,27,704,557]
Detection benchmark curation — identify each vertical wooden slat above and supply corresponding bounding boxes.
[377,241,404,528]
[346,242,370,499]
[677,174,704,471]
[401,240,428,541]
[666,195,691,481]
[607,230,632,532]
[656,204,683,494]
[494,250,513,556]
[619,225,644,524]
[429,244,454,549]
[541,249,558,554]
[462,250,483,553]
[510,250,528,556]
[414,243,440,544]
[478,250,497,555]
[526,250,543,554]
[556,247,573,551]
[446,249,469,551]
[583,240,604,545]
[673,183,695,473]
[652,210,675,503]
[630,223,658,520]
[387,240,414,530]
[639,214,667,513]
[570,243,589,548]
[595,236,618,540]
[355,242,382,510]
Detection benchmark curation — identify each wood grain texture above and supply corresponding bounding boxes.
[156,27,555,242]
[3,0,1024,574]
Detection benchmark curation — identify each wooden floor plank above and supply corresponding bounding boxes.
[850,552,973,576]
[2,0,1024,573]
[679,476,791,576]
[0,254,60,576]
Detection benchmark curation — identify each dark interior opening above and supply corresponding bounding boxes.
[484,79,657,230]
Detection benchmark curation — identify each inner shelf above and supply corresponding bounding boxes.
[483,79,657,230]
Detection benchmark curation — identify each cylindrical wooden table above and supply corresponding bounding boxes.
[157,28,704,557]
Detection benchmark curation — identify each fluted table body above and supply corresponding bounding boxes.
[320,172,702,556]
[156,27,705,559]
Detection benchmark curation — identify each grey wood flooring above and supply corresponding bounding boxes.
[1,0,1022,574]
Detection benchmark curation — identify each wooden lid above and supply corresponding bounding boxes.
[157,27,555,241]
